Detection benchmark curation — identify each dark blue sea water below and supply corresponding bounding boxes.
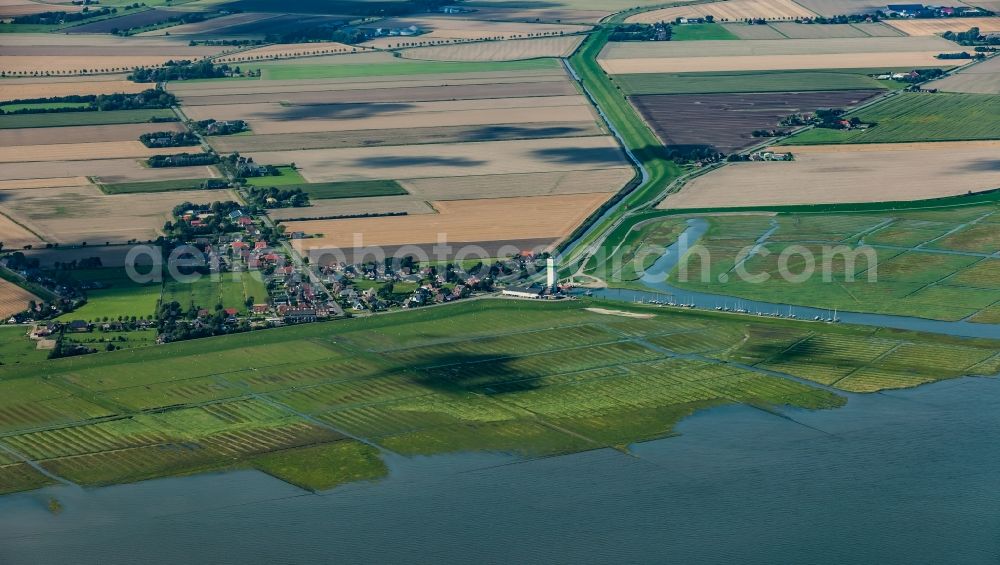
[2,376,999,564]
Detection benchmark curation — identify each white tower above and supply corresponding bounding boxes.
[546,257,556,290]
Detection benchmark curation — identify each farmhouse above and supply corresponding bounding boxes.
[502,285,544,298]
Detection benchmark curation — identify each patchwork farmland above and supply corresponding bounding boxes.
[630,90,880,153]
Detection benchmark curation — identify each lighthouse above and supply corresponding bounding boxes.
[546,257,556,290]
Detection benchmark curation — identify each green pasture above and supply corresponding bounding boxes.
[0,109,175,129]
[783,92,1000,144]
[0,102,91,112]
[670,23,738,41]
[99,179,216,194]
[56,268,161,322]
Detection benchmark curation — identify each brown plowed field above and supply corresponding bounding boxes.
[631,90,881,153]
[0,141,189,163]
[0,158,217,182]
[0,212,42,250]
[399,168,634,200]
[884,17,1000,36]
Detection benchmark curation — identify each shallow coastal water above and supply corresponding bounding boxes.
[2,376,999,564]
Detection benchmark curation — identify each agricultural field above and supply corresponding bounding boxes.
[791,0,894,16]
[925,55,1000,94]
[214,42,370,63]
[0,34,227,75]
[654,201,1000,321]
[661,141,1000,208]
[626,0,817,23]
[286,192,613,253]
[0,109,176,130]
[0,78,148,101]
[359,17,590,49]
[163,272,266,314]
[883,17,1000,36]
[0,298,995,495]
[0,184,234,245]
[614,68,908,94]
[669,23,739,41]
[134,11,280,36]
[631,90,880,153]
[0,211,43,249]
[783,93,1000,144]
[0,276,38,319]
[0,122,186,146]
[0,325,47,366]
[722,22,902,40]
[401,36,585,62]
[598,36,960,73]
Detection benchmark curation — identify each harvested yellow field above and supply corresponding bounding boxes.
[287,192,612,250]
[884,17,1000,36]
[0,158,217,183]
[0,141,184,164]
[627,0,816,23]
[600,36,958,57]
[599,52,948,73]
[660,142,1000,209]
[0,80,147,101]
[0,278,38,320]
[0,34,224,75]
[182,95,597,135]
[248,136,627,182]
[0,177,90,191]
[215,42,373,63]
[361,18,589,48]
[399,168,634,200]
[0,211,42,250]
[401,36,585,61]
[268,196,436,221]
[1,185,236,245]
[168,69,566,97]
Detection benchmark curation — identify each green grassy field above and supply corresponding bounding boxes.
[783,92,1000,144]
[0,298,995,494]
[632,201,1000,322]
[670,23,738,41]
[0,109,175,129]
[0,102,91,112]
[163,272,263,314]
[56,268,161,322]
[301,180,407,200]
[98,178,216,194]
[0,326,47,366]
[244,166,306,187]
[259,58,559,80]
[613,68,908,94]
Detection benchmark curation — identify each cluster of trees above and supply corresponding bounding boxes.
[163,200,243,239]
[937,51,982,60]
[751,128,789,138]
[129,60,233,83]
[148,152,219,168]
[944,27,1000,46]
[813,108,870,129]
[194,119,248,136]
[901,68,946,83]
[267,26,370,45]
[190,39,266,47]
[609,22,670,41]
[156,300,250,343]
[139,130,199,148]
[664,145,725,164]
[246,186,310,209]
[809,13,883,23]
[0,89,175,115]
[7,6,114,25]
